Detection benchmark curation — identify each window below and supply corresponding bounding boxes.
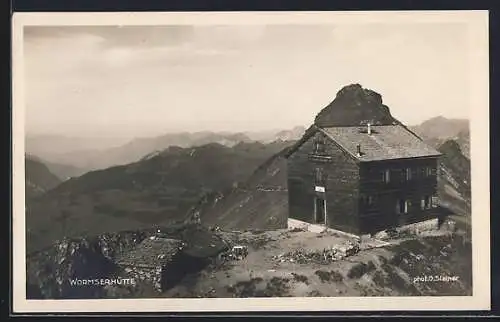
[314,168,324,184]
[431,195,439,208]
[360,194,375,207]
[424,167,433,177]
[421,195,431,210]
[313,136,325,154]
[404,168,412,181]
[382,169,390,183]
[396,199,409,214]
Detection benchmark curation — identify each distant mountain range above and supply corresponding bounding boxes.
[26,127,307,173]
[410,116,469,140]
[26,154,87,181]
[410,116,470,159]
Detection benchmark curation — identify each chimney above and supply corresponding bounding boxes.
[356,144,361,156]
[367,123,372,135]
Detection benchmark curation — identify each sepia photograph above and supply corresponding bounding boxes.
[12,11,490,312]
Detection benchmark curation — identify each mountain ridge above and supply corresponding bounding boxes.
[410,116,470,159]
[25,155,62,199]
[27,128,306,172]
[26,140,293,253]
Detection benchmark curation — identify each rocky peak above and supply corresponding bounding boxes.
[314,84,398,127]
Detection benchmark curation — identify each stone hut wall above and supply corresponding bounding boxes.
[123,265,162,292]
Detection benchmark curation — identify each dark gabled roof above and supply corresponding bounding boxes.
[320,125,442,162]
[116,237,184,268]
[181,228,228,258]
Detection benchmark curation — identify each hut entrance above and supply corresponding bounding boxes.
[314,197,327,225]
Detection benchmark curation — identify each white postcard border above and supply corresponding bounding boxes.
[12,10,490,313]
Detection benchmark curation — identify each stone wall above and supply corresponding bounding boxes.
[396,218,439,235]
[122,265,162,292]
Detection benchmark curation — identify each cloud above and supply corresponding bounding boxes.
[25,25,196,48]
[23,23,471,137]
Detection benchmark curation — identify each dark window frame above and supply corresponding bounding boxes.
[314,167,325,185]
[396,199,410,214]
[431,194,439,208]
[420,195,432,210]
[406,167,412,181]
[367,195,374,205]
[360,194,376,209]
[424,166,435,177]
[313,136,326,154]
[382,169,390,183]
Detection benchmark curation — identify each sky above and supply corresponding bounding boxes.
[24,23,470,139]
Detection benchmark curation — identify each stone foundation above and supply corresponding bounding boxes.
[397,218,440,234]
[370,218,442,240]
[371,218,440,239]
[288,217,443,242]
[287,218,360,239]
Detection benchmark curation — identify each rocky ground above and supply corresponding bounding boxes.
[26,221,472,299]
[154,228,472,298]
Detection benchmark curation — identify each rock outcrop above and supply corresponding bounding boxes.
[27,230,152,299]
[438,139,471,201]
[314,84,399,127]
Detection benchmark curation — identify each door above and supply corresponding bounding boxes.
[314,197,327,225]
[396,199,409,225]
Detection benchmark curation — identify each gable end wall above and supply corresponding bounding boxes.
[287,131,361,234]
